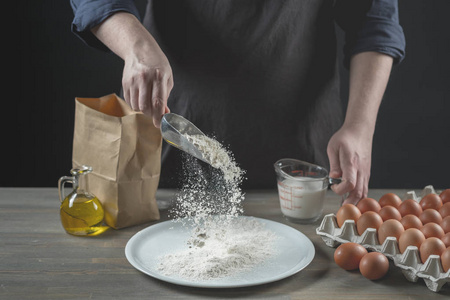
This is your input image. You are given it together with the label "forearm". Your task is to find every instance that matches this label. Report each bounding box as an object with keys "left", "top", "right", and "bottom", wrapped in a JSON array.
[
  {"left": 90, "top": 11, "right": 173, "bottom": 127},
  {"left": 91, "top": 12, "right": 162, "bottom": 63},
  {"left": 328, "top": 51, "right": 393, "bottom": 202},
  {"left": 344, "top": 52, "right": 394, "bottom": 135}
]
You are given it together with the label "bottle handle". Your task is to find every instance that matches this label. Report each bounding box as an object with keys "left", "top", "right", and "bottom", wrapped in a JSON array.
[{"left": 58, "top": 176, "right": 74, "bottom": 203}]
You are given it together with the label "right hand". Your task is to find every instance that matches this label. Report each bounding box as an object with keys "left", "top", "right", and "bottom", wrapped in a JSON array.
[
  {"left": 91, "top": 12, "right": 174, "bottom": 128},
  {"left": 122, "top": 47, "right": 173, "bottom": 128}
]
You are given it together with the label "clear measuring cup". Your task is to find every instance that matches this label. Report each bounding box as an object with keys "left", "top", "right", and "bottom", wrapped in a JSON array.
[{"left": 274, "top": 158, "right": 341, "bottom": 224}]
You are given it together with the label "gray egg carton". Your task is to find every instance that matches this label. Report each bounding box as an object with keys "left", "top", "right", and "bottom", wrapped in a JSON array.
[{"left": 316, "top": 185, "right": 450, "bottom": 292}]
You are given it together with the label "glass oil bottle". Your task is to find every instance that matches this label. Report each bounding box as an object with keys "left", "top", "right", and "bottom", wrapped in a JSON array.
[{"left": 58, "top": 165, "right": 109, "bottom": 236}]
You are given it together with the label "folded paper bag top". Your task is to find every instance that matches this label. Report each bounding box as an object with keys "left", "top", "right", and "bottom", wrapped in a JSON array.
[{"left": 72, "top": 94, "right": 162, "bottom": 229}]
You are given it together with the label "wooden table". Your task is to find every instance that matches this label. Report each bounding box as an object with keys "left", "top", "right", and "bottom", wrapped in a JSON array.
[{"left": 1, "top": 187, "right": 448, "bottom": 299}]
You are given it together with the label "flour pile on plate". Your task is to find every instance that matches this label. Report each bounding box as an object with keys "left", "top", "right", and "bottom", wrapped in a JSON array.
[
  {"left": 160, "top": 134, "right": 277, "bottom": 280},
  {"left": 158, "top": 217, "right": 277, "bottom": 280}
]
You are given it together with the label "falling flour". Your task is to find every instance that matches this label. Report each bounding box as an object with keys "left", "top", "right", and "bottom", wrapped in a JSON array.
[
  {"left": 158, "top": 134, "right": 277, "bottom": 280},
  {"left": 170, "top": 134, "right": 246, "bottom": 222},
  {"left": 184, "top": 134, "right": 243, "bottom": 184}
]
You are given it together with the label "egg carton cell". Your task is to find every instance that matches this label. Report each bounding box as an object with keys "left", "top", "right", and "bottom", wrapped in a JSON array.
[{"left": 316, "top": 186, "right": 450, "bottom": 292}]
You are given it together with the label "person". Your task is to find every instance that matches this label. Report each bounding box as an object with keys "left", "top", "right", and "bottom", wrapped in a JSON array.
[{"left": 70, "top": 0, "right": 405, "bottom": 205}]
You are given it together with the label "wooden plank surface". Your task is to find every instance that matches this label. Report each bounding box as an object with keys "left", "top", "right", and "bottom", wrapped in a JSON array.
[{"left": 0, "top": 187, "right": 448, "bottom": 299}]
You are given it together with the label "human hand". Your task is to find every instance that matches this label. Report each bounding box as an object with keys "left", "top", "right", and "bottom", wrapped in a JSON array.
[
  {"left": 122, "top": 48, "right": 173, "bottom": 128},
  {"left": 90, "top": 12, "right": 174, "bottom": 128},
  {"left": 326, "top": 124, "right": 374, "bottom": 205}
]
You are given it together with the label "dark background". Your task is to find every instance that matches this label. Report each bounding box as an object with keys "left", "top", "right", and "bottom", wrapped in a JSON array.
[{"left": 5, "top": 0, "right": 449, "bottom": 190}]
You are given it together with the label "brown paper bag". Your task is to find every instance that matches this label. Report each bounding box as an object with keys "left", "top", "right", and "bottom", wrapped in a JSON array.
[{"left": 72, "top": 94, "right": 161, "bottom": 229}]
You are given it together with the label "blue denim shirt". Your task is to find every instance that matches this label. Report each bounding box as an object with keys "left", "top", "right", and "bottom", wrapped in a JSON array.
[{"left": 70, "top": 0, "right": 406, "bottom": 66}]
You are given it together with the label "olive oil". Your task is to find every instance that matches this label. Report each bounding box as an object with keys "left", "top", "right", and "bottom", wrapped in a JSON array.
[
  {"left": 60, "top": 192, "right": 109, "bottom": 236},
  {"left": 58, "top": 165, "right": 109, "bottom": 236}
]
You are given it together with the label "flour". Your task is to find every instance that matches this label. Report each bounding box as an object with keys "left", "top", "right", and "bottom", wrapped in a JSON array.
[
  {"left": 170, "top": 134, "right": 245, "bottom": 223},
  {"left": 184, "top": 134, "right": 243, "bottom": 184},
  {"left": 159, "top": 133, "right": 277, "bottom": 281},
  {"left": 158, "top": 217, "right": 277, "bottom": 280}
]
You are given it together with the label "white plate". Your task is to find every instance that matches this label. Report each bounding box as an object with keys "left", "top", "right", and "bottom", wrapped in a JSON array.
[{"left": 125, "top": 216, "right": 315, "bottom": 288}]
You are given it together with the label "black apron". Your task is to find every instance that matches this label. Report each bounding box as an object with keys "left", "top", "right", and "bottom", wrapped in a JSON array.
[{"left": 143, "top": 0, "right": 343, "bottom": 189}]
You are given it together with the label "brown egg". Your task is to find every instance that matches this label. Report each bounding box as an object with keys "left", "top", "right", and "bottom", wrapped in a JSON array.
[
  {"left": 356, "top": 211, "right": 384, "bottom": 236},
  {"left": 398, "top": 228, "right": 426, "bottom": 253},
  {"left": 398, "top": 199, "right": 422, "bottom": 217},
  {"left": 419, "top": 208, "right": 443, "bottom": 225},
  {"left": 439, "top": 189, "right": 450, "bottom": 204},
  {"left": 441, "top": 232, "right": 450, "bottom": 247},
  {"left": 419, "top": 237, "right": 446, "bottom": 263},
  {"left": 378, "top": 219, "right": 404, "bottom": 245},
  {"left": 357, "top": 197, "right": 381, "bottom": 214},
  {"left": 359, "top": 252, "right": 389, "bottom": 280},
  {"left": 400, "top": 214, "right": 423, "bottom": 230},
  {"left": 420, "top": 222, "right": 445, "bottom": 239},
  {"left": 419, "top": 193, "right": 443, "bottom": 211},
  {"left": 439, "top": 202, "right": 450, "bottom": 218},
  {"left": 334, "top": 242, "right": 368, "bottom": 270},
  {"left": 336, "top": 204, "right": 361, "bottom": 228},
  {"left": 379, "top": 205, "right": 402, "bottom": 221},
  {"left": 442, "top": 248, "right": 450, "bottom": 272},
  {"left": 441, "top": 215, "right": 450, "bottom": 233},
  {"left": 379, "top": 193, "right": 402, "bottom": 208}
]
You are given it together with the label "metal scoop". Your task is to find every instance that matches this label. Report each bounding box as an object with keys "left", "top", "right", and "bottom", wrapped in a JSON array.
[{"left": 160, "top": 113, "right": 210, "bottom": 164}]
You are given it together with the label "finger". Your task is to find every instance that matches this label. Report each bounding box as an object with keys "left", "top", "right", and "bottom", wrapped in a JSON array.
[
  {"left": 343, "top": 188, "right": 363, "bottom": 205},
  {"left": 164, "top": 76, "right": 173, "bottom": 114},
  {"left": 332, "top": 150, "right": 357, "bottom": 196},
  {"left": 363, "top": 173, "right": 369, "bottom": 200},
  {"left": 138, "top": 82, "right": 152, "bottom": 115},
  {"left": 332, "top": 179, "right": 355, "bottom": 196},
  {"left": 327, "top": 145, "right": 342, "bottom": 179},
  {"left": 150, "top": 77, "right": 168, "bottom": 128},
  {"left": 360, "top": 174, "right": 369, "bottom": 204},
  {"left": 342, "top": 171, "right": 365, "bottom": 205},
  {"left": 129, "top": 87, "right": 140, "bottom": 111},
  {"left": 151, "top": 98, "right": 165, "bottom": 128},
  {"left": 342, "top": 194, "right": 358, "bottom": 205},
  {"left": 123, "top": 85, "right": 131, "bottom": 108}
]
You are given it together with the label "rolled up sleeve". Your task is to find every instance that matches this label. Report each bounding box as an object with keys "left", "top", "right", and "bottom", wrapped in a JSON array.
[
  {"left": 335, "top": 0, "right": 406, "bottom": 68},
  {"left": 70, "top": 0, "right": 140, "bottom": 51}
]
